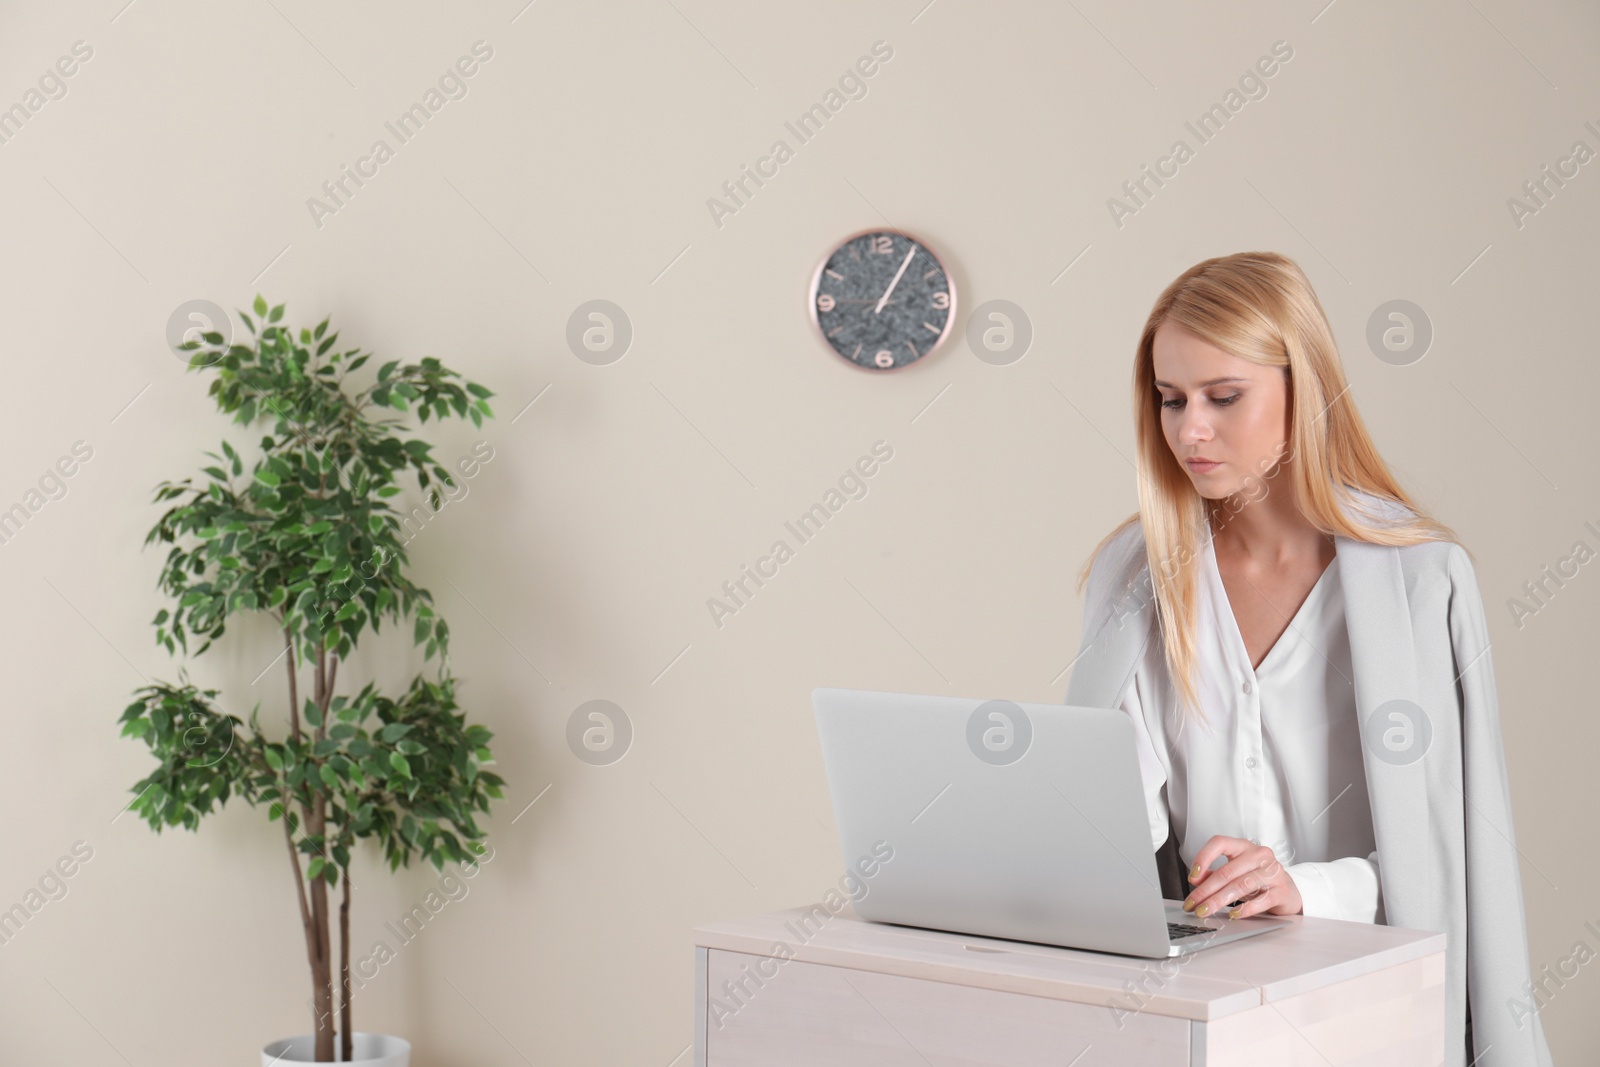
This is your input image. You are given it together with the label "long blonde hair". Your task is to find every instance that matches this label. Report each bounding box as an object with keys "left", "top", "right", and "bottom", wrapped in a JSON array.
[{"left": 1077, "top": 251, "right": 1461, "bottom": 728}]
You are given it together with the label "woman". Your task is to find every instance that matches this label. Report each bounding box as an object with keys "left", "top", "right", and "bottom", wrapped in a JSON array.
[{"left": 1065, "top": 252, "right": 1555, "bottom": 1067}]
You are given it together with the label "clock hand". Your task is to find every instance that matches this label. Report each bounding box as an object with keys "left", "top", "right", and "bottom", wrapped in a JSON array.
[{"left": 874, "top": 246, "right": 918, "bottom": 314}]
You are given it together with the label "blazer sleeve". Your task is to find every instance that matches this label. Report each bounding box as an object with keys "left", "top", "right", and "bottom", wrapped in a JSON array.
[
  {"left": 1446, "top": 543, "right": 1556, "bottom": 1067},
  {"left": 1119, "top": 667, "right": 1172, "bottom": 854},
  {"left": 1284, "top": 853, "right": 1383, "bottom": 923}
]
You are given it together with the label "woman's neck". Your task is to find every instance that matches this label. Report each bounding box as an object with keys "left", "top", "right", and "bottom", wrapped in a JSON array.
[{"left": 1207, "top": 486, "right": 1328, "bottom": 565}]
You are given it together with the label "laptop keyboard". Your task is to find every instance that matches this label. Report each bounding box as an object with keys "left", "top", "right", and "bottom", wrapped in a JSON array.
[{"left": 1167, "top": 920, "right": 1215, "bottom": 941}]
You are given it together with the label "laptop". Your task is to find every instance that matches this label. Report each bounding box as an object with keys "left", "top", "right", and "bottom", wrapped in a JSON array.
[{"left": 810, "top": 687, "right": 1293, "bottom": 958}]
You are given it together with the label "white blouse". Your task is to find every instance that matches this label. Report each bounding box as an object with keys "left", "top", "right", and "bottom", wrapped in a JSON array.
[{"left": 1120, "top": 533, "right": 1384, "bottom": 924}]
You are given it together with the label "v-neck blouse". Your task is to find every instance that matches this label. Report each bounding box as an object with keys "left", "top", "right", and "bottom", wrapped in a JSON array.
[{"left": 1117, "top": 534, "right": 1383, "bottom": 923}]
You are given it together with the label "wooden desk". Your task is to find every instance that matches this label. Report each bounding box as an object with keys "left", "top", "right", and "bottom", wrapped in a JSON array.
[{"left": 692, "top": 904, "right": 1445, "bottom": 1066}]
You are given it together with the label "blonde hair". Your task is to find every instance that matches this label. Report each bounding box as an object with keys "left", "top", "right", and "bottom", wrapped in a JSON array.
[{"left": 1077, "top": 251, "right": 1461, "bottom": 730}]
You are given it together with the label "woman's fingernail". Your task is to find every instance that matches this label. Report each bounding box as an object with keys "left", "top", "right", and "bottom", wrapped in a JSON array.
[
  {"left": 1227, "top": 908, "right": 1240, "bottom": 918},
  {"left": 1182, "top": 898, "right": 1194, "bottom": 912},
  {"left": 1196, "top": 904, "right": 1209, "bottom": 917}
]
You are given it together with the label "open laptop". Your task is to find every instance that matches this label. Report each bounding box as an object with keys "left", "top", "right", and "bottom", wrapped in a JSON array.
[{"left": 810, "top": 687, "right": 1293, "bottom": 958}]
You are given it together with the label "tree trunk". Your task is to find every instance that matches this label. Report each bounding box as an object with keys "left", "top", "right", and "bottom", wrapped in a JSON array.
[
  {"left": 308, "top": 797, "right": 334, "bottom": 1061},
  {"left": 340, "top": 870, "right": 353, "bottom": 1061},
  {"left": 308, "top": 641, "right": 335, "bottom": 1061}
]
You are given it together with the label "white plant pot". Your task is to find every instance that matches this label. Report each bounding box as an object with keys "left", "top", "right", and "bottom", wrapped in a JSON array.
[{"left": 262, "top": 1032, "right": 410, "bottom": 1066}]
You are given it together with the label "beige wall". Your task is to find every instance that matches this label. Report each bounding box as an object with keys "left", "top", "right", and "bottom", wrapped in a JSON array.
[{"left": 1, "top": 0, "right": 1596, "bottom": 1062}]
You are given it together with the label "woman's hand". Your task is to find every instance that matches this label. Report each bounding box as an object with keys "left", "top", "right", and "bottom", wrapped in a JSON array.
[{"left": 1182, "top": 835, "right": 1303, "bottom": 918}]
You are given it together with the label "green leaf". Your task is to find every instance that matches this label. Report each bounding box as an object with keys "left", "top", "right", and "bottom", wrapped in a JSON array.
[
  {"left": 304, "top": 700, "right": 323, "bottom": 729},
  {"left": 307, "top": 857, "right": 325, "bottom": 880},
  {"left": 264, "top": 748, "right": 284, "bottom": 772},
  {"left": 253, "top": 294, "right": 268, "bottom": 317},
  {"left": 389, "top": 752, "right": 412, "bottom": 779},
  {"left": 320, "top": 763, "right": 340, "bottom": 790},
  {"left": 378, "top": 722, "right": 412, "bottom": 743},
  {"left": 255, "top": 468, "right": 281, "bottom": 488}
]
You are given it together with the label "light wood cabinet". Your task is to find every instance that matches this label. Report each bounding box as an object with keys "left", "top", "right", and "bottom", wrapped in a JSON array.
[{"left": 693, "top": 905, "right": 1445, "bottom": 1065}]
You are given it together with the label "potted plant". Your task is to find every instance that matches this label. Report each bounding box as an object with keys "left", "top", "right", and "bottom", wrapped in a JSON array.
[{"left": 118, "top": 296, "right": 506, "bottom": 1063}]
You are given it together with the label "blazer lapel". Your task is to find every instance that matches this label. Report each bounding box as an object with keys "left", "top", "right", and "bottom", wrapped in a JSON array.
[{"left": 1334, "top": 535, "right": 1438, "bottom": 928}]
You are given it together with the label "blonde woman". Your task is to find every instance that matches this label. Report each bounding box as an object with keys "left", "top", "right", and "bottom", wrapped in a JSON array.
[{"left": 1066, "top": 252, "right": 1554, "bottom": 1067}]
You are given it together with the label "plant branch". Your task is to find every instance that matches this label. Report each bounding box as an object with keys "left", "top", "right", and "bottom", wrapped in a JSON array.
[
  {"left": 340, "top": 870, "right": 352, "bottom": 1062},
  {"left": 284, "top": 625, "right": 301, "bottom": 743},
  {"left": 323, "top": 656, "right": 339, "bottom": 719},
  {"left": 281, "top": 807, "right": 318, "bottom": 998}
]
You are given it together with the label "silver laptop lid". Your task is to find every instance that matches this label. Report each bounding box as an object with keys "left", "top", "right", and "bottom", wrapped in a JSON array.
[{"left": 811, "top": 687, "right": 1182, "bottom": 958}]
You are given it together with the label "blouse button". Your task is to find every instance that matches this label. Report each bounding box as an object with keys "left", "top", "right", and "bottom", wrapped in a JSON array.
[
  {"left": 1246, "top": 756, "right": 1258, "bottom": 769},
  {"left": 1242, "top": 680, "right": 1253, "bottom": 694}
]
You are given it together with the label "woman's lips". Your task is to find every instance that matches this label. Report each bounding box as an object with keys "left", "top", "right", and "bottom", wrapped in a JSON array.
[{"left": 1185, "top": 459, "right": 1221, "bottom": 473}]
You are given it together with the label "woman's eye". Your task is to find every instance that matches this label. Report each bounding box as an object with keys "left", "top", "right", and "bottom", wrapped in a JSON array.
[
  {"left": 1213, "top": 393, "right": 1240, "bottom": 406},
  {"left": 1160, "top": 398, "right": 1182, "bottom": 409}
]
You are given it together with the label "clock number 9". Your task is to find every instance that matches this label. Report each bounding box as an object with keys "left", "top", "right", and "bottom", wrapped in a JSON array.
[
  {"left": 817, "top": 294, "right": 836, "bottom": 313},
  {"left": 931, "top": 292, "right": 949, "bottom": 309}
]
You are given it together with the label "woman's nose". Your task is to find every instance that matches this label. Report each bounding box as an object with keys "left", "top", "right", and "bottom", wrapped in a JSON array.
[{"left": 1177, "top": 410, "right": 1211, "bottom": 444}]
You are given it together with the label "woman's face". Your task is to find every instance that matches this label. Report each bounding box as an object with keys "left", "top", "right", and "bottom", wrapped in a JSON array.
[{"left": 1151, "top": 321, "right": 1290, "bottom": 500}]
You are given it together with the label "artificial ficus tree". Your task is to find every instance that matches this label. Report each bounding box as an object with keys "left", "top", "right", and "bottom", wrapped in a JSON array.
[{"left": 119, "top": 296, "right": 505, "bottom": 1062}]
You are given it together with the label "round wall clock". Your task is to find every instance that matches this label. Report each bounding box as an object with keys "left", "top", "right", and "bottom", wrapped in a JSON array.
[{"left": 809, "top": 228, "right": 956, "bottom": 371}]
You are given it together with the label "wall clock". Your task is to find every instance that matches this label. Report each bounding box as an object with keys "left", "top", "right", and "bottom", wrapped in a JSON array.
[{"left": 809, "top": 228, "right": 955, "bottom": 371}]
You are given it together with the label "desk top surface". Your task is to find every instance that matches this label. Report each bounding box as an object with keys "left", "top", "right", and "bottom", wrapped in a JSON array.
[{"left": 694, "top": 905, "right": 1446, "bottom": 1021}]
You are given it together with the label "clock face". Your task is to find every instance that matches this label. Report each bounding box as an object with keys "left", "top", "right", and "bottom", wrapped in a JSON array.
[{"left": 809, "top": 229, "right": 955, "bottom": 371}]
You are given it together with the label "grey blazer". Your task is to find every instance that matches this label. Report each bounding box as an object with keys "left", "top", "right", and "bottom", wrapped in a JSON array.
[{"left": 1064, "top": 488, "right": 1556, "bottom": 1067}]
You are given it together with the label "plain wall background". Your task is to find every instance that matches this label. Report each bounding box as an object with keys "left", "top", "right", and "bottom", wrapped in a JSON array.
[{"left": 1, "top": 0, "right": 1596, "bottom": 1062}]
